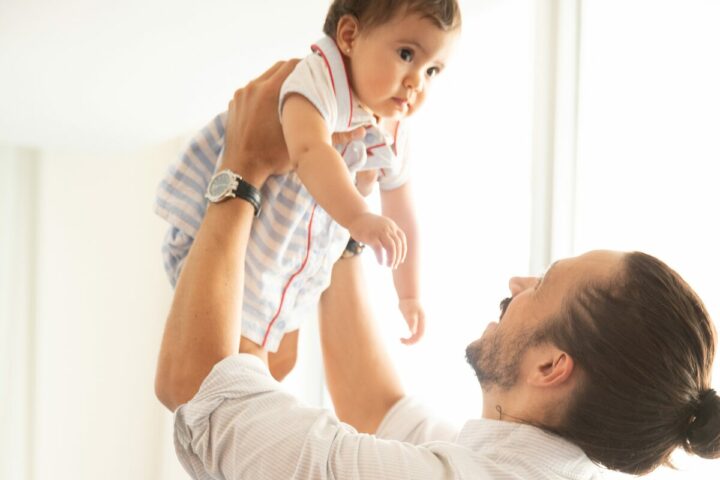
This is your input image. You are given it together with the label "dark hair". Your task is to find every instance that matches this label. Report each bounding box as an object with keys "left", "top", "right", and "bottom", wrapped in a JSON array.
[
  {"left": 322, "top": 0, "right": 461, "bottom": 38},
  {"left": 545, "top": 252, "right": 719, "bottom": 474}
]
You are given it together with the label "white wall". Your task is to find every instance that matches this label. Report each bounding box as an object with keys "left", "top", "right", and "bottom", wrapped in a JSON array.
[
  {"left": 1, "top": 148, "right": 39, "bottom": 480},
  {"left": 29, "top": 142, "right": 179, "bottom": 478},
  {"left": 4, "top": 136, "right": 325, "bottom": 480}
]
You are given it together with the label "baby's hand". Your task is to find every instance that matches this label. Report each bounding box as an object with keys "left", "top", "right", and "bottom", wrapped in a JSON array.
[
  {"left": 399, "top": 298, "right": 425, "bottom": 345},
  {"left": 347, "top": 213, "right": 406, "bottom": 269}
]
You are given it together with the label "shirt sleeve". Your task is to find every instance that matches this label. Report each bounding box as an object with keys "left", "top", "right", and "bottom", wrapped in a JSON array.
[
  {"left": 375, "top": 396, "right": 459, "bottom": 445},
  {"left": 279, "top": 53, "right": 338, "bottom": 132},
  {"left": 174, "top": 354, "right": 459, "bottom": 480}
]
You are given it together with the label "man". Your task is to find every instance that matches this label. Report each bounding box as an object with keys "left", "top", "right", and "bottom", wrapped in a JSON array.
[{"left": 155, "top": 61, "right": 720, "bottom": 479}]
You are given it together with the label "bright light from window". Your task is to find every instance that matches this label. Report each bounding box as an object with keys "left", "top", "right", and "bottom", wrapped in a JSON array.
[
  {"left": 575, "top": 1, "right": 720, "bottom": 478},
  {"left": 359, "top": 0, "right": 536, "bottom": 428}
]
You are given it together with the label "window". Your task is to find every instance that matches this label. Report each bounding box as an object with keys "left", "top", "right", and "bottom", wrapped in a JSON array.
[
  {"left": 360, "top": 0, "right": 536, "bottom": 427},
  {"left": 573, "top": 1, "right": 720, "bottom": 477}
]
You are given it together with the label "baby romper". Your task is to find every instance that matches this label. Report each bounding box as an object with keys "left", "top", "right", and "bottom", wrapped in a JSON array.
[{"left": 155, "top": 37, "right": 411, "bottom": 351}]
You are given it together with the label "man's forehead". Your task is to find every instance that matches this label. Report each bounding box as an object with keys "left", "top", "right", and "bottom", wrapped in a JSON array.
[{"left": 542, "top": 250, "right": 624, "bottom": 290}]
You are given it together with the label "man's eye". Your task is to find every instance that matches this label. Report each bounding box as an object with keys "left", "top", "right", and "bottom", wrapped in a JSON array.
[
  {"left": 399, "top": 48, "right": 414, "bottom": 62},
  {"left": 426, "top": 66, "right": 440, "bottom": 78}
]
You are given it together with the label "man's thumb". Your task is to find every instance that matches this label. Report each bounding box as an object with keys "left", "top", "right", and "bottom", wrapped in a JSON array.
[{"left": 332, "top": 126, "right": 366, "bottom": 145}]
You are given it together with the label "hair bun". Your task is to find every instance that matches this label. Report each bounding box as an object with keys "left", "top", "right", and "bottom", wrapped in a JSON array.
[{"left": 686, "top": 388, "right": 720, "bottom": 459}]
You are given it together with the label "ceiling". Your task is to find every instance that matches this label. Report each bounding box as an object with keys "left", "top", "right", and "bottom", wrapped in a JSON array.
[{"left": 0, "top": 0, "right": 334, "bottom": 153}]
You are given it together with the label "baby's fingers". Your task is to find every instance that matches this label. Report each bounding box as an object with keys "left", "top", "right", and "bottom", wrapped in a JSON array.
[
  {"left": 379, "top": 233, "right": 398, "bottom": 268},
  {"left": 398, "top": 227, "right": 407, "bottom": 265},
  {"left": 393, "top": 227, "right": 407, "bottom": 269},
  {"left": 413, "top": 314, "right": 426, "bottom": 343},
  {"left": 401, "top": 309, "right": 425, "bottom": 345},
  {"left": 400, "top": 313, "right": 419, "bottom": 345},
  {"left": 371, "top": 243, "right": 384, "bottom": 265}
]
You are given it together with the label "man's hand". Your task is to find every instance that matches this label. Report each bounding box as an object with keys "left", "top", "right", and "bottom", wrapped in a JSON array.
[
  {"left": 348, "top": 212, "right": 407, "bottom": 269},
  {"left": 220, "top": 60, "right": 300, "bottom": 187},
  {"left": 331, "top": 127, "right": 378, "bottom": 197},
  {"left": 354, "top": 169, "right": 379, "bottom": 197}
]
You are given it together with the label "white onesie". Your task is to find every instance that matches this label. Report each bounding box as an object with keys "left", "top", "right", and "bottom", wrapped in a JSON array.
[{"left": 155, "top": 36, "right": 411, "bottom": 352}]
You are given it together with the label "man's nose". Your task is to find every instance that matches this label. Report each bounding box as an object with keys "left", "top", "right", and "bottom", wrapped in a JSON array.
[{"left": 509, "top": 276, "right": 537, "bottom": 296}]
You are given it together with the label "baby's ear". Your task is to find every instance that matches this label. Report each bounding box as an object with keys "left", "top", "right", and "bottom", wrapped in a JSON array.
[{"left": 335, "top": 15, "right": 361, "bottom": 55}]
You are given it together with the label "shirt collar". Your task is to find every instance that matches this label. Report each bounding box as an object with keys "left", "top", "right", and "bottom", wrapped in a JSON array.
[{"left": 457, "top": 419, "right": 600, "bottom": 479}]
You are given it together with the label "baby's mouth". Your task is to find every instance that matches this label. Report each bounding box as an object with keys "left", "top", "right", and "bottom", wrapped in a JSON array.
[{"left": 392, "top": 97, "right": 410, "bottom": 109}]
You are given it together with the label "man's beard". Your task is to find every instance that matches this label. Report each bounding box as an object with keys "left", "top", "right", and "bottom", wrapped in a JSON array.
[{"left": 465, "top": 327, "right": 536, "bottom": 392}]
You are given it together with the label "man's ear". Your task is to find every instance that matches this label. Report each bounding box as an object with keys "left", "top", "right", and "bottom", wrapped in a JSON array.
[
  {"left": 527, "top": 347, "right": 575, "bottom": 388},
  {"left": 335, "top": 15, "right": 361, "bottom": 55}
]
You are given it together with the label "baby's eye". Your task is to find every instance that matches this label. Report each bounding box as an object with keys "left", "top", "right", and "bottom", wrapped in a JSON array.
[
  {"left": 398, "top": 48, "right": 414, "bottom": 62},
  {"left": 426, "top": 66, "right": 441, "bottom": 78}
]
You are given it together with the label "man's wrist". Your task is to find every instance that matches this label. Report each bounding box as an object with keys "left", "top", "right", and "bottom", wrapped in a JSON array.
[
  {"left": 341, "top": 237, "right": 365, "bottom": 259},
  {"left": 217, "top": 160, "right": 271, "bottom": 191},
  {"left": 237, "top": 168, "right": 270, "bottom": 191}
]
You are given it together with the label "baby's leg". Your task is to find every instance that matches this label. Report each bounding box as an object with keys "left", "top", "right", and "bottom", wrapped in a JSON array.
[
  {"left": 239, "top": 335, "right": 268, "bottom": 362},
  {"left": 268, "top": 330, "right": 299, "bottom": 381},
  {"left": 238, "top": 331, "right": 298, "bottom": 381}
]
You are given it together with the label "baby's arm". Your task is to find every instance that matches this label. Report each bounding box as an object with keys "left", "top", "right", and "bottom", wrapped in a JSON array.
[
  {"left": 281, "top": 94, "right": 406, "bottom": 268},
  {"left": 380, "top": 182, "right": 424, "bottom": 344}
]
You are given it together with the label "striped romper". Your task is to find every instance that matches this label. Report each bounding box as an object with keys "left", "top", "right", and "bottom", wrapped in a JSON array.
[{"left": 155, "top": 36, "right": 411, "bottom": 352}]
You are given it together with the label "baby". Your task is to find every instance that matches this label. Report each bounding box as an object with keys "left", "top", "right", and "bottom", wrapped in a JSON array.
[{"left": 155, "top": 0, "right": 461, "bottom": 379}]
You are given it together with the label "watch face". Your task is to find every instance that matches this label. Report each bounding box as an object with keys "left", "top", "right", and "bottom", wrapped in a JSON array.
[{"left": 209, "top": 172, "right": 232, "bottom": 198}]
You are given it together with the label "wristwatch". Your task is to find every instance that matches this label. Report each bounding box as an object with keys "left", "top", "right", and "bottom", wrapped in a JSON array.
[
  {"left": 341, "top": 237, "right": 365, "bottom": 259},
  {"left": 205, "top": 169, "right": 262, "bottom": 217}
]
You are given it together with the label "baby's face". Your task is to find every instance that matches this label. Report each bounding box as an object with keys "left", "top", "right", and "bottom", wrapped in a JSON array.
[{"left": 348, "top": 13, "right": 458, "bottom": 120}]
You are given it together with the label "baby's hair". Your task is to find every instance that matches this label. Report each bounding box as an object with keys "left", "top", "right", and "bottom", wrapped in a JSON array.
[{"left": 323, "top": 0, "right": 461, "bottom": 38}]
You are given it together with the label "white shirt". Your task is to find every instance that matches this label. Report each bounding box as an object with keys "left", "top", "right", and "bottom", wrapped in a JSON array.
[{"left": 174, "top": 354, "right": 603, "bottom": 479}]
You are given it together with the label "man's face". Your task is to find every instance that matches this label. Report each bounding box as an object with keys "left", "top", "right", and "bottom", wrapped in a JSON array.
[{"left": 466, "top": 250, "right": 624, "bottom": 394}]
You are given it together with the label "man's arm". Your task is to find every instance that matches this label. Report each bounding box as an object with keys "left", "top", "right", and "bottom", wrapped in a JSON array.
[
  {"left": 154, "top": 63, "right": 457, "bottom": 479},
  {"left": 154, "top": 61, "right": 298, "bottom": 411},
  {"left": 319, "top": 255, "right": 459, "bottom": 445},
  {"left": 319, "top": 256, "right": 406, "bottom": 433}
]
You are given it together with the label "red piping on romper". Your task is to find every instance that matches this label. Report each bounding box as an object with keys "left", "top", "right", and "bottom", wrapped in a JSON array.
[
  {"left": 312, "top": 41, "right": 353, "bottom": 129},
  {"left": 365, "top": 143, "right": 387, "bottom": 156},
  {"left": 311, "top": 44, "right": 336, "bottom": 95},
  {"left": 262, "top": 204, "right": 318, "bottom": 348}
]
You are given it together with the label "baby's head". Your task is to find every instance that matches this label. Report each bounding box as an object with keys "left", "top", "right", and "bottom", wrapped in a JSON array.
[{"left": 323, "top": 0, "right": 461, "bottom": 120}]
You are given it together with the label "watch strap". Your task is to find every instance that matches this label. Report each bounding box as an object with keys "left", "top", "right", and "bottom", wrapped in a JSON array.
[
  {"left": 232, "top": 178, "right": 262, "bottom": 217},
  {"left": 341, "top": 237, "right": 365, "bottom": 259}
]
